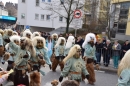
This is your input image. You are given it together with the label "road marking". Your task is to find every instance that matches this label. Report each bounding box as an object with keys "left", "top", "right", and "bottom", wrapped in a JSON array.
[{"left": 94, "top": 70, "right": 105, "bottom": 73}]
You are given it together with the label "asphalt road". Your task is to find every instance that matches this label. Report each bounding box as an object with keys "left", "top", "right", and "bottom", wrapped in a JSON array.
[{"left": 0, "top": 62, "right": 118, "bottom": 86}]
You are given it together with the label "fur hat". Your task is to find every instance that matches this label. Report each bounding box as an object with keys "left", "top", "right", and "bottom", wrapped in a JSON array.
[
  {"left": 51, "top": 33, "right": 58, "bottom": 39},
  {"left": 63, "top": 44, "right": 81, "bottom": 63},
  {"left": 32, "top": 36, "right": 48, "bottom": 50},
  {"left": 22, "top": 29, "right": 32, "bottom": 39},
  {"left": 0, "top": 29, "right": 4, "bottom": 36},
  {"left": 65, "top": 36, "right": 75, "bottom": 49},
  {"left": 30, "top": 71, "right": 41, "bottom": 86},
  {"left": 13, "top": 31, "right": 18, "bottom": 35},
  {"left": 118, "top": 49, "right": 130, "bottom": 76},
  {"left": 21, "top": 37, "right": 36, "bottom": 58},
  {"left": 10, "top": 35, "right": 21, "bottom": 43},
  {"left": 51, "top": 79, "right": 59, "bottom": 86},
  {"left": 32, "top": 32, "right": 41, "bottom": 38},
  {"left": 61, "top": 80, "right": 79, "bottom": 86},
  {"left": 4, "top": 29, "right": 13, "bottom": 35},
  {"left": 55, "top": 37, "right": 66, "bottom": 48},
  {"left": 82, "top": 33, "right": 96, "bottom": 48}
]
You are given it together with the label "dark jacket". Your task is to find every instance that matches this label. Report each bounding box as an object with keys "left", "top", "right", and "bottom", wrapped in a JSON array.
[
  {"left": 112, "top": 43, "right": 121, "bottom": 56},
  {"left": 103, "top": 43, "right": 112, "bottom": 56},
  {"left": 95, "top": 42, "right": 103, "bottom": 53}
]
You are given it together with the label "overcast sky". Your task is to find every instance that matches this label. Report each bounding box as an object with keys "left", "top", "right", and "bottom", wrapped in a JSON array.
[{"left": 0, "top": 0, "right": 18, "bottom": 4}]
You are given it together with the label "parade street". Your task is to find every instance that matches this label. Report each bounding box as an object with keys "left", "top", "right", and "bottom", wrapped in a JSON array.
[{"left": 1, "top": 62, "right": 118, "bottom": 86}]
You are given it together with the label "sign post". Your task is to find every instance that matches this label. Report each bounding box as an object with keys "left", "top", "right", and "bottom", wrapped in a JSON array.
[{"left": 74, "top": 9, "right": 82, "bottom": 37}]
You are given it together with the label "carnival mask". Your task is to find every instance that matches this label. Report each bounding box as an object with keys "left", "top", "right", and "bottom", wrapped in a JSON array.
[
  {"left": 36, "top": 40, "right": 43, "bottom": 49},
  {"left": 74, "top": 49, "right": 81, "bottom": 58},
  {"left": 53, "top": 36, "right": 57, "bottom": 41},
  {"left": 20, "top": 39, "right": 26, "bottom": 50},
  {"left": 8, "top": 31, "right": 12, "bottom": 36},
  {"left": 14, "top": 40, "right": 20, "bottom": 45},
  {"left": 26, "top": 33, "right": 31, "bottom": 39},
  {"left": 60, "top": 39, "right": 64, "bottom": 45}
]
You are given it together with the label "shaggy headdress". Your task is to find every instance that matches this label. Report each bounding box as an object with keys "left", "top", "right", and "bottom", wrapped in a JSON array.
[
  {"left": 22, "top": 29, "right": 32, "bottom": 39},
  {"left": 4, "top": 29, "right": 13, "bottom": 35},
  {"left": 30, "top": 71, "right": 41, "bottom": 86},
  {"left": 118, "top": 49, "right": 130, "bottom": 76},
  {"left": 55, "top": 37, "right": 66, "bottom": 48},
  {"left": 32, "top": 36, "right": 47, "bottom": 50},
  {"left": 32, "top": 32, "right": 41, "bottom": 38},
  {"left": 51, "top": 80, "right": 59, "bottom": 86},
  {"left": 82, "top": 33, "right": 96, "bottom": 48},
  {"left": 63, "top": 44, "right": 81, "bottom": 63},
  {"left": 0, "top": 29, "right": 4, "bottom": 36},
  {"left": 10, "top": 35, "right": 21, "bottom": 43},
  {"left": 65, "top": 36, "right": 75, "bottom": 49},
  {"left": 21, "top": 37, "right": 36, "bottom": 58},
  {"left": 52, "top": 33, "right": 58, "bottom": 39},
  {"left": 13, "top": 31, "right": 18, "bottom": 35},
  {"left": 61, "top": 80, "right": 79, "bottom": 86}
]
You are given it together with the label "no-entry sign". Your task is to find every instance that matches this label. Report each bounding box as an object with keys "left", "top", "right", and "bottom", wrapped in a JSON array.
[{"left": 74, "top": 10, "right": 82, "bottom": 18}]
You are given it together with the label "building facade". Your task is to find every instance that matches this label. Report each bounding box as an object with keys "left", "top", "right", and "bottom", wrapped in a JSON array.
[
  {"left": 0, "top": 1, "right": 8, "bottom": 16},
  {"left": 18, "top": 0, "right": 84, "bottom": 32},
  {"left": 110, "top": 0, "right": 130, "bottom": 40}
]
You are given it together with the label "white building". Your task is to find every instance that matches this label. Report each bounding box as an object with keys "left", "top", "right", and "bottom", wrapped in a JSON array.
[
  {"left": 0, "top": 2, "right": 8, "bottom": 16},
  {"left": 17, "top": 0, "right": 84, "bottom": 33}
]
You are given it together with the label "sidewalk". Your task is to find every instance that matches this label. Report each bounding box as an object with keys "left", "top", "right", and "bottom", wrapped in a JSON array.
[{"left": 94, "top": 59, "right": 118, "bottom": 73}]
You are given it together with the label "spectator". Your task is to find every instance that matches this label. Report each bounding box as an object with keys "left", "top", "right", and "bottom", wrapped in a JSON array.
[
  {"left": 121, "top": 40, "right": 130, "bottom": 59},
  {"left": 103, "top": 40, "right": 112, "bottom": 67},
  {"left": 75, "top": 36, "right": 84, "bottom": 57},
  {"left": 65, "top": 33, "right": 69, "bottom": 40},
  {"left": 95, "top": 38, "right": 103, "bottom": 65},
  {"left": 112, "top": 40, "right": 121, "bottom": 69},
  {"left": 0, "top": 68, "right": 9, "bottom": 85}
]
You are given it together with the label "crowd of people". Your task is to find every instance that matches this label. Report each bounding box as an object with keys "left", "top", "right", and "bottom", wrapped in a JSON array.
[{"left": 0, "top": 29, "right": 130, "bottom": 86}]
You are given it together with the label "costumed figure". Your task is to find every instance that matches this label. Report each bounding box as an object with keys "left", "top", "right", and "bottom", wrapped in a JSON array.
[
  {"left": 31, "top": 36, "right": 52, "bottom": 73},
  {"left": 59, "top": 45, "right": 89, "bottom": 85},
  {"left": 2, "top": 35, "right": 20, "bottom": 81},
  {"left": 22, "top": 29, "right": 32, "bottom": 39},
  {"left": 4, "top": 37, "right": 36, "bottom": 86},
  {"left": 51, "top": 80, "right": 59, "bottom": 86},
  {"left": 3, "top": 29, "right": 13, "bottom": 45},
  {"left": 0, "top": 29, "right": 4, "bottom": 58},
  {"left": 32, "top": 32, "right": 41, "bottom": 38},
  {"left": 52, "top": 37, "right": 66, "bottom": 72},
  {"left": 65, "top": 36, "right": 75, "bottom": 56},
  {"left": 117, "top": 49, "right": 130, "bottom": 86},
  {"left": 82, "top": 33, "right": 98, "bottom": 85}
]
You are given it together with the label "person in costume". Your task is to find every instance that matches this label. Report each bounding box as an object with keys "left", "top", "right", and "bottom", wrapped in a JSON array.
[
  {"left": 51, "top": 33, "right": 58, "bottom": 48},
  {"left": 4, "top": 37, "right": 36, "bottom": 86},
  {"left": 32, "top": 31, "right": 41, "bottom": 38},
  {"left": 31, "top": 36, "right": 52, "bottom": 72},
  {"left": 65, "top": 36, "right": 75, "bottom": 56},
  {"left": 82, "top": 33, "right": 97, "bottom": 85},
  {"left": 2, "top": 35, "right": 20, "bottom": 81},
  {"left": 13, "top": 31, "right": 18, "bottom": 35},
  {"left": 117, "top": 49, "right": 130, "bottom": 86},
  {"left": 0, "top": 29, "right": 4, "bottom": 58},
  {"left": 59, "top": 45, "right": 89, "bottom": 84},
  {"left": 22, "top": 29, "right": 32, "bottom": 39},
  {"left": 3, "top": 29, "right": 13, "bottom": 45},
  {"left": 52, "top": 37, "right": 66, "bottom": 72}
]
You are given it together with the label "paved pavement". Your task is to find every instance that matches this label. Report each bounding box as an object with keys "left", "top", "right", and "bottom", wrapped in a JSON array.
[{"left": 0, "top": 59, "right": 118, "bottom": 86}]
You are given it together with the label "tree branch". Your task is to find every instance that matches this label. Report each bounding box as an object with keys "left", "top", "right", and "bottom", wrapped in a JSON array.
[{"left": 60, "top": 0, "right": 68, "bottom": 14}]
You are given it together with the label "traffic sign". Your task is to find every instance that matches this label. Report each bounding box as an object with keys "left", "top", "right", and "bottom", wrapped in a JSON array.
[
  {"left": 73, "top": 19, "right": 82, "bottom": 29},
  {"left": 74, "top": 10, "right": 82, "bottom": 18},
  {"left": 26, "top": 25, "right": 30, "bottom": 29}
]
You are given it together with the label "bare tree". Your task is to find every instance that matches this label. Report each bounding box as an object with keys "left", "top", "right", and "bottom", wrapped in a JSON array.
[{"left": 41, "top": 0, "right": 85, "bottom": 33}]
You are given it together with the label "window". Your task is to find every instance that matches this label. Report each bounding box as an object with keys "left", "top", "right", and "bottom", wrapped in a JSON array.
[
  {"left": 21, "top": 13, "right": 25, "bottom": 19},
  {"left": 60, "top": 0, "right": 64, "bottom": 4},
  {"left": 42, "top": 0, "right": 45, "bottom": 2},
  {"left": 59, "top": 16, "right": 63, "bottom": 22},
  {"left": 22, "top": 0, "right": 25, "bottom": 3},
  {"left": 46, "top": 15, "right": 50, "bottom": 20},
  {"left": 48, "top": 0, "right": 51, "bottom": 2},
  {"left": 41, "top": 15, "right": 44, "bottom": 20},
  {"left": 36, "top": 0, "right": 39, "bottom": 6},
  {"left": 35, "top": 14, "right": 39, "bottom": 20}
]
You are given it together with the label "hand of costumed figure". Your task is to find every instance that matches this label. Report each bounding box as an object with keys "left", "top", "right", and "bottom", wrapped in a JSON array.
[
  {"left": 59, "top": 76, "right": 63, "bottom": 82},
  {"left": 86, "top": 74, "right": 90, "bottom": 80},
  {"left": 4, "top": 38, "right": 10, "bottom": 43}
]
